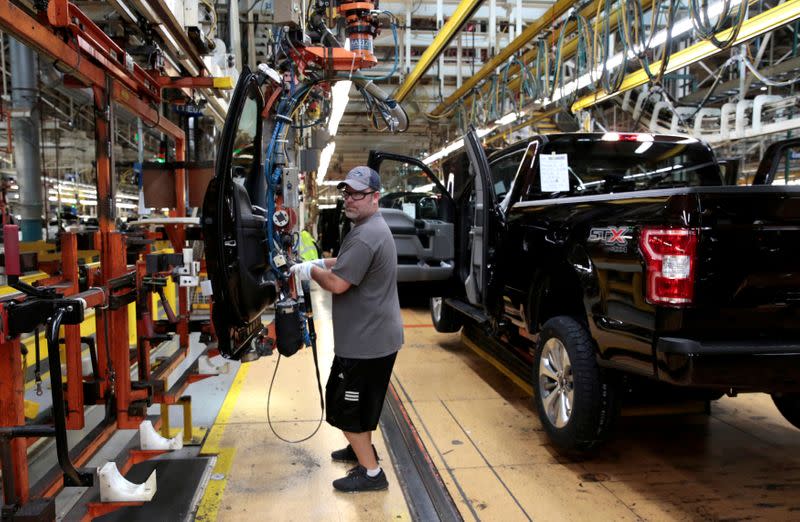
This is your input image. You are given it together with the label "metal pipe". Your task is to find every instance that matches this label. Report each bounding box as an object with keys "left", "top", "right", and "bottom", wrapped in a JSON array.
[
  {"left": 10, "top": 37, "right": 42, "bottom": 240},
  {"left": 404, "top": 7, "right": 411, "bottom": 76}
]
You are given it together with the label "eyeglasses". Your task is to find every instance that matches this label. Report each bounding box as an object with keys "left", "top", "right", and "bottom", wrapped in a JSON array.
[{"left": 340, "top": 190, "right": 376, "bottom": 201}]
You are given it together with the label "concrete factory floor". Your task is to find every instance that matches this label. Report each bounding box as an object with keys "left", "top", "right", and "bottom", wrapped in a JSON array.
[{"left": 200, "top": 288, "right": 800, "bottom": 521}]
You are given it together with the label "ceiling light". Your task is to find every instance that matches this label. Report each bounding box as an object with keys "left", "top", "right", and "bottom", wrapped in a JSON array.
[
  {"left": 495, "top": 112, "right": 519, "bottom": 126},
  {"left": 316, "top": 142, "right": 337, "bottom": 185},
  {"left": 328, "top": 81, "right": 351, "bottom": 137}
]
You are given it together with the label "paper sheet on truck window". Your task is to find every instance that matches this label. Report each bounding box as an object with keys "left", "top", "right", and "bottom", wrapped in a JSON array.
[{"left": 540, "top": 154, "right": 570, "bottom": 192}]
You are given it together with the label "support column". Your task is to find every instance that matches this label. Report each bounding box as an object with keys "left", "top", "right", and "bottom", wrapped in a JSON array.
[
  {"left": 172, "top": 135, "right": 189, "bottom": 350},
  {"left": 0, "top": 332, "right": 29, "bottom": 504},
  {"left": 10, "top": 38, "right": 42, "bottom": 241},
  {"left": 62, "top": 232, "right": 84, "bottom": 430}
]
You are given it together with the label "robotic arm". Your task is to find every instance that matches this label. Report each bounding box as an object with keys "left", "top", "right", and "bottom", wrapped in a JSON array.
[{"left": 202, "top": 0, "right": 407, "bottom": 360}]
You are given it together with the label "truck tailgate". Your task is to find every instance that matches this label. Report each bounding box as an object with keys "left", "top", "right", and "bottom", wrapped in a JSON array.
[{"left": 687, "top": 187, "right": 800, "bottom": 335}]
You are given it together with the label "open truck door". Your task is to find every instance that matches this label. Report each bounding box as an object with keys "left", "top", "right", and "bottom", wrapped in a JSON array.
[
  {"left": 202, "top": 66, "right": 275, "bottom": 360},
  {"left": 463, "top": 127, "right": 498, "bottom": 311},
  {"left": 367, "top": 150, "right": 458, "bottom": 298}
]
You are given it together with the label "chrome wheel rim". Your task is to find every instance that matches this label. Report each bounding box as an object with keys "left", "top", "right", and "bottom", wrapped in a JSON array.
[
  {"left": 538, "top": 338, "right": 574, "bottom": 429},
  {"left": 431, "top": 297, "right": 442, "bottom": 322}
]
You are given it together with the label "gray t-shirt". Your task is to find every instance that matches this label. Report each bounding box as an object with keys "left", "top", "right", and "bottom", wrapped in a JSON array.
[{"left": 331, "top": 212, "right": 404, "bottom": 358}]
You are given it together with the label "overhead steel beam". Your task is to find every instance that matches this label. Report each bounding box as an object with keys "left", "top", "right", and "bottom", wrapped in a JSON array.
[
  {"left": 571, "top": 0, "right": 800, "bottom": 112},
  {"left": 394, "top": 0, "right": 484, "bottom": 103}
]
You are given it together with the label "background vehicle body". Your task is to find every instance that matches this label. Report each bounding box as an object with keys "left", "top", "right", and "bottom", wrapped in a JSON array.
[{"left": 372, "top": 131, "right": 800, "bottom": 451}]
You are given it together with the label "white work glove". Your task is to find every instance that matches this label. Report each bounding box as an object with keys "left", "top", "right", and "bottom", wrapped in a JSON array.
[
  {"left": 290, "top": 261, "right": 315, "bottom": 281},
  {"left": 311, "top": 258, "right": 326, "bottom": 269}
]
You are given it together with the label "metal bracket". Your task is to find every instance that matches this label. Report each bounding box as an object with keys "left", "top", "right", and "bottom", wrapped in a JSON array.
[{"left": 6, "top": 299, "right": 84, "bottom": 338}]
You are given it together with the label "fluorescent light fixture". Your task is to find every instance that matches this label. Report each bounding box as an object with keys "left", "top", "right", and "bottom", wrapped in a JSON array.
[
  {"left": 328, "top": 81, "right": 351, "bottom": 137},
  {"left": 317, "top": 142, "right": 337, "bottom": 185},
  {"left": 423, "top": 126, "right": 497, "bottom": 165},
  {"left": 320, "top": 180, "right": 342, "bottom": 186},
  {"left": 318, "top": 204, "right": 337, "bottom": 209},
  {"left": 48, "top": 196, "right": 77, "bottom": 204},
  {"left": 412, "top": 183, "right": 436, "bottom": 193},
  {"left": 495, "top": 112, "right": 519, "bottom": 126}
]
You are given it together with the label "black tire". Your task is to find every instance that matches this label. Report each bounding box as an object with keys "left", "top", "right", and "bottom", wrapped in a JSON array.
[
  {"left": 533, "top": 316, "right": 619, "bottom": 452},
  {"left": 772, "top": 393, "right": 800, "bottom": 429},
  {"left": 430, "top": 297, "right": 462, "bottom": 333}
]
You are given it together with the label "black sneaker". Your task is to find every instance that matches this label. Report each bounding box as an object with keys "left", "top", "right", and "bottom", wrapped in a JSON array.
[
  {"left": 332, "top": 465, "right": 388, "bottom": 492},
  {"left": 330, "top": 444, "right": 379, "bottom": 463}
]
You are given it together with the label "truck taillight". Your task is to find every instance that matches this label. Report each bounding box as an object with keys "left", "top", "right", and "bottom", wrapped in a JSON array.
[{"left": 639, "top": 227, "right": 698, "bottom": 306}]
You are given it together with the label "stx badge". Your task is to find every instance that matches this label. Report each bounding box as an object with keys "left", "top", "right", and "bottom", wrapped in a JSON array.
[{"left": 588, "top": 226, "right": 633, "bottom": 251}]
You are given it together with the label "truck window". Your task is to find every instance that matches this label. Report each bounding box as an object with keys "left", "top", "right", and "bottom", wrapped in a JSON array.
[
  {"left": 489, "top": 149, "right": 525, "bottom": 200},
  {"left": 520, "top": 137, "right": 722, "bottom": 201},
  {"left": 771, "top": 145, "right": 800, "bottom": 186}
]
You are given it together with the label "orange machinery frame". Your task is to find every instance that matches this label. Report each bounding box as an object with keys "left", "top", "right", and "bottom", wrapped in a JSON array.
[{"left": 0, "top": 0, "right": 219, "bottom": 515}]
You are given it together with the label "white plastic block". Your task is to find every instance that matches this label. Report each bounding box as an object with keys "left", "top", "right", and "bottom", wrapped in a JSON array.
[
  {"left": 139, "top": 420, "right": 183, "bottom": 450},
  {"left": 198, "top": 355, "right": 230, "bottom": 375},
  {"left": 82, "top": 356, "right": 94, "bottom": 377},
  {"left": 98, "top": 461, "right": 157, "bottom": 502}
]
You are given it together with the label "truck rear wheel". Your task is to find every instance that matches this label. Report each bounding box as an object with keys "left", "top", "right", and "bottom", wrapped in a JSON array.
[
  {"left": 430, "top": 297, "right": 463, "bottom": 333},
  {"left": 534, "top": 316, "right": 619, "bottom": 452},
  {"left": 772, "top": 393, "right": 800, "bottom": 429}
]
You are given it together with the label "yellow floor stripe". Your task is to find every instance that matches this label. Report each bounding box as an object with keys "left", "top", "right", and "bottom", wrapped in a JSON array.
[
  {"left": 200, "top": 363, "right": 250, "bottom": 455},
  {"left": 194, "top": 447, "right": 235, "bottom": 522},
  {"left": 194, "top": 363, "right": 249, "bottom": 521},
  {"left": 461, "top": 333, "right": 534, "bottom": 396}
]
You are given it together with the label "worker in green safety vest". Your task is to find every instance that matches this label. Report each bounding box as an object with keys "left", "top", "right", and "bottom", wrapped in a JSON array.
[{"left": 298, "top": 227, "right": 321, "bottom": 261}]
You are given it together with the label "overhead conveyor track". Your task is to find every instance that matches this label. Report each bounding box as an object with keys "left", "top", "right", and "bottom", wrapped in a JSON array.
[
  {"left": 393, "top": 0, "right": 485, "bottom": 104},
  {"left": 571, "top": 0, "right": 800, "bottom": 111}
]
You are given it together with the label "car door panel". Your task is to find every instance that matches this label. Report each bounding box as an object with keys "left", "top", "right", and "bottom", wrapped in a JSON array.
[
  {"left": 367, "top": 151, "right": 458, "bottom": 296},
  {"left": 201, "top": 66, "right": 274, "bottom": 360},
  {"left": 464, "top": 128, "right": 496, "bottom": 309}
]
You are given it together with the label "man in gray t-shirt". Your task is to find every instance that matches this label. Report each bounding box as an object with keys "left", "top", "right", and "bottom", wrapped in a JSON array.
[{"left": 291, "top": 166, "right": 403, "bottom": 492}]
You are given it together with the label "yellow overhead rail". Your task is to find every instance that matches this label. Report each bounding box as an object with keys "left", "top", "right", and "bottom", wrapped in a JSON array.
[
  {"left": 572, "top": 0, "right": 800, "bottom": 112},
  {"left": 394, "top": 0, "right": 484, "bottom": 103}
]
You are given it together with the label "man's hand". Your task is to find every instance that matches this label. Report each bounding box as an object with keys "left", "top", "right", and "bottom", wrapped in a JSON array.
[
  {"left": 311, "top": 258, "right": 326, "bottom": 269},
  {"left": 290, "top": 261, "right": 315, "bottom": 281}
]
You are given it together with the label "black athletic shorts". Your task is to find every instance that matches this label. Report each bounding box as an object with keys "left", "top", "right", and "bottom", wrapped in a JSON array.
[{"left": 325, "top": 352, "right": 398, "bottom": 433}]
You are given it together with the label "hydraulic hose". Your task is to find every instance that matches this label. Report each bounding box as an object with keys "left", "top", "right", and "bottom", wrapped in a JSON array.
[
  {"left": 46, "top": 308, "right": 91, "bottom": 487},
  {"left": 689, "top": 0, "right": 748, "bottom": 49}
]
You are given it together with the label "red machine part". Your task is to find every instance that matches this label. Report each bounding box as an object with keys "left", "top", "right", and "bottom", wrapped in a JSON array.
[{"left": 293, "top": 0, "right": 378, "bottom": 72}]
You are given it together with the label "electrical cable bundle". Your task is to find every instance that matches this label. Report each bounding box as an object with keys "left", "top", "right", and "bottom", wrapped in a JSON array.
[
  {"left": 620, "top": 0, "right": 677, "bottom": 83},
  {"left": 552, "top": 12, "right": 595, "bottom": 108},
  {"left": 689, "top": 0, "right": 748, "bottom": 49},
  {"left": 593, "top": 0, "right": 629, "bottom": 93}
]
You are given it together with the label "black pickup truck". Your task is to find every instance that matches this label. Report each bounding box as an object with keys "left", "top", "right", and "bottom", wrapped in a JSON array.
[{"left": 370, "top": 131, "right": 800, "bottom": 451}]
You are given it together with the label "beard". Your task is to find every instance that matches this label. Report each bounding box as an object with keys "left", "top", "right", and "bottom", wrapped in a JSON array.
[{"left": 344, "top": 207, "right": 358, "bottom": 220}]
